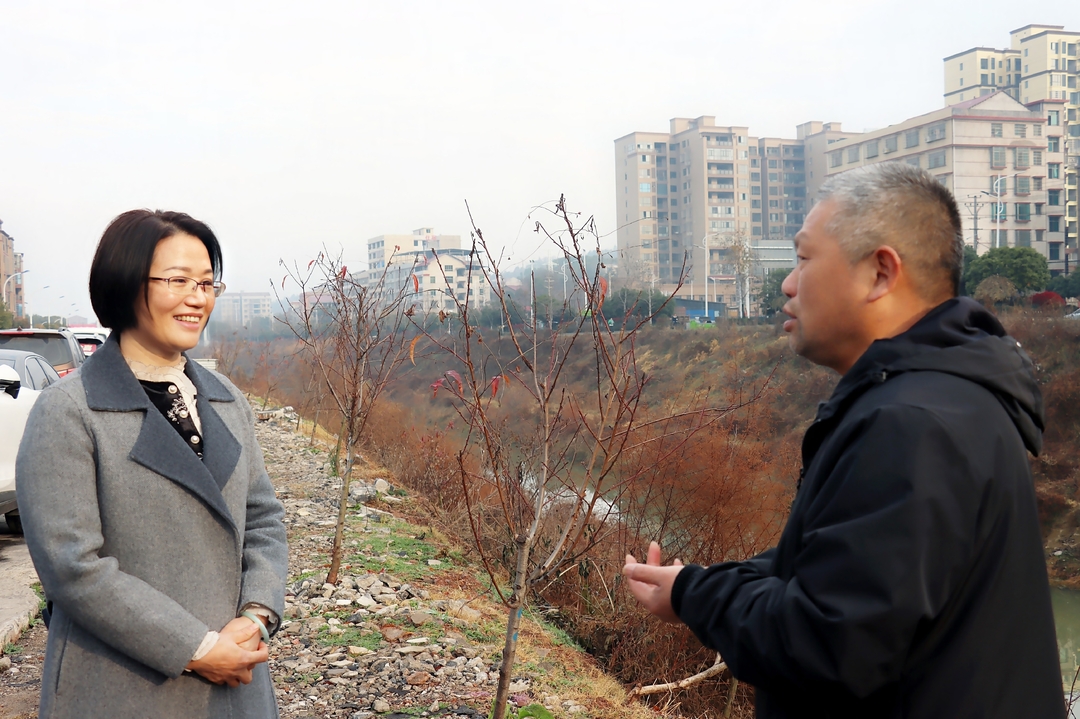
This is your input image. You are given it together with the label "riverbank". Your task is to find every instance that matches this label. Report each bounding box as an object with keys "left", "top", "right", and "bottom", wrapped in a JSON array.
[{"left": 0, "top": 403, "right": 671, "bottom": 719}]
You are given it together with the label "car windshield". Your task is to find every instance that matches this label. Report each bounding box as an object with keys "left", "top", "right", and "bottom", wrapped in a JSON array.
[{"left": 0, "top": 336, "right": 73, "bottom": 366}]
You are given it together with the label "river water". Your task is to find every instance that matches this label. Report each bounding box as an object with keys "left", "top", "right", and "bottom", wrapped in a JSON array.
[{"left": 1051, "top": 588, "right": 1080, "bottom": 714}]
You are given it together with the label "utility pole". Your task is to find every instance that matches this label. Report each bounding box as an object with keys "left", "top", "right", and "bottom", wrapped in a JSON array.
[{"left": 965, "top": 194, "right": 983, "bottom": 254}]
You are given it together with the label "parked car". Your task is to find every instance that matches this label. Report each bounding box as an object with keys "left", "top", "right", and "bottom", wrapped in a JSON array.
[
  {"left": 0, "top": 349, "right": 62, "bottom": 391},
  {"left": 70, "top": 327, "right": 111, "bottom": 357},
  {"left": 0, "top": 328, "right": 85, "bottom": 376},
  {"left": 1067, "top": 308, "right": 1080, "bottom": 320},
  {"left": 0, "top": 352, "right": 56, "bottom": 533}
]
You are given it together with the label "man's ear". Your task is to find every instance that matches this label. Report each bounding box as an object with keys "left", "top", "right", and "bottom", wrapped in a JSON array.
[{"left": 866, "top": 245, "right": 903, "bottom": 302}]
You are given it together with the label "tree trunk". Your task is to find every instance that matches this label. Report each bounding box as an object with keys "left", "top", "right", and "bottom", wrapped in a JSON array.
[
  {"left": 325, "top": 438, "right": 354, "bottom": 586},
  {"left": 492, "top": 533, "right": 530, "bottom": 719}
]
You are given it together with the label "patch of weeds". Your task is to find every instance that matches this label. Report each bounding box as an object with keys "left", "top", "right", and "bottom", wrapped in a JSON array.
[
  {"left": 389, "top": 487, "right": 408, "bottom": 497},
  {"left": 345, "top": 520, "right": 440, "bottom": 581},
  {"left": 461, "top": 619, "right": 503, "bottom": 645},
  {"left": 314, "top": 627, "right": 383, "bottom": 650},
  {"left": 523, "top": 608, "right": 584, "bottom": 652},
  {"left": 3, "top": 643, "right": 21, "bottom": 655},
  {"left": 291, "top": 570, "right": 321, "bottom": 583},
  {"left": 516, "top": 706, "right": 556, "bottom": 719}
]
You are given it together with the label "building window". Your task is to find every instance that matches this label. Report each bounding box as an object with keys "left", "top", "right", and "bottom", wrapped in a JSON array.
[
  {"left": 991, "top": 147, "right": 1006, "bottom": 168},
  {"left": 1034, "top": 177, "right": 1043, "bottom": 191},
  {"left": 1034, "top": 124, "right": 1042, "bottom": 137},
  {"left": 991, "top": 123, "right": 1003, "bottom": 137},
  {"left": 1014, "top": 148, "right": 1030, "bottom": 169},
  {"left": 1015, "top": 203, "right": 1031, "bottom": 222},
  {"left": 1050, "top": 243, "right": 1061, "bottom": 261},
  {"left": 906, "top": 155, "right": 920, "bottom": 168},
  {"left": 981, "top": 73, "right": 989, "bottom": 85},
  {"left": 1015, "top": 176, "right": 1032, "bottom": 195},
  {"left": 828, "top": 151, "right": 842, "bottom": 168},
  {"left": 1049, "top": 189, "right": 1061, "bottom": 205},
  {"left": 884, "top": 135, "right": 898, "bottom": 153},
  {"left": 1049, "top": 163, "right": 1061, "bottom": 179},
  {"left": 990, "top": 229, "right": 1007, "bottom": 247},
  {"left": 1033, "top": 150, "right": 1043, "bottom": 166},
  {"left": 847, "top": 146, "right": 859, "bottom": 163},
  {"left": 1048, "top": 137, "right": 1060, "bottom": 152},
  {"left": 928, "top": 150, "right": 947, "bottom": 169},
  {"left": 992, "top": 203, "right": 1007, "bottom": 222},
  {"left": 1049, "top": 110, "right": 1060, "bottom": 126},
  {"left": 926, "top": 123, "right": 946, "bottom": 142},
  {"left": 1049, "top": 216, "right": 1061, "bottom": 232},
  {"left": 1014, "top": 124, "right": 1027, "bottom": 138},
  {"left": 865, "top": 140, "right": 879, "bottom": 158},
  {"left": 1015, "top": 229, "right": 1032, "bottom": 247},
  {"left": 905, "top": 130, "right": 920, "bottom": 148}
]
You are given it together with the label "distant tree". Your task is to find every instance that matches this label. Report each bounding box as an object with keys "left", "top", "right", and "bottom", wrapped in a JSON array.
[
  {"left": 609, "top": 287, "right": 673, "bottom": 320},
  {"left": 959, "top": 246, "right": 979, "bottom": 296},
  {"left": 1047, "top": 272, "right": 1080, "bottom": 300},
  {"left": 759, "top": 268, "right": 792, "bottom": 315},
  {"left": 965, "top": 247, "right": 1049, "bottom": 295},
  {"left": 974, "top": 275, "right": 1018, "bottom": 306},
  {"left": 0, "top": 301, "right": 12, "bottom": 330}
]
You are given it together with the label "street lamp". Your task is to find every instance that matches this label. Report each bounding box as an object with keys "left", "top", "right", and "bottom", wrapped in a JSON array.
[
  {"left": 699, "top": 234, "right": 717, "bottom": 321},
  {"left": 2, "top": 270, "right": 28, "bottom": 317},
  {"left": 982, "top": 173, "right": 1019, "bottom": 248}
]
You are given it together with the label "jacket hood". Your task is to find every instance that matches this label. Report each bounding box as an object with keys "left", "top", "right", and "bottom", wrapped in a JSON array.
[{"left": 821, "top": 297, "right": 1044, "bottom": 455}]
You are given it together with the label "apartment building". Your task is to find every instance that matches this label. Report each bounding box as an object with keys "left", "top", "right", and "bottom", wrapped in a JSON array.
[
  {"left": 365, "top": 228, "right": 461, "bottom": 284},
  {"left": 945, "top": 24, "right": 1079, "bottom": 270},
  {"left": 0, "top": 219, "right": 26, "bottom": 319},
  {"left": 361, "top": 227, "right": 489, "bottom": 312},
  {"left": 212, "top": 291, "right": 275, "bottom": 327},
  {"left": 804, "top": 92, "right": 1067, "bottom": 271},
  {"left": 614, "top": 117, "right": 797, "bottom": 314}
]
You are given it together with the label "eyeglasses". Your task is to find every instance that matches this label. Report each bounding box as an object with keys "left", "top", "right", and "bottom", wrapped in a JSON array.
[{"left": 148, "top": 276, "right": 226, "bottom": 297}]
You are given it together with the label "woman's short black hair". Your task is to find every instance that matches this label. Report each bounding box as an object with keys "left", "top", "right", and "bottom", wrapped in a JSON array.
[{"left": 89, "top": 210, "right": 223, "bottom": 332}]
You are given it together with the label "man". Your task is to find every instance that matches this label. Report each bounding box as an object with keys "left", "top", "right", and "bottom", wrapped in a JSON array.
[{"left": 624, "top": 164, "right": 1064, "bottom": 717}]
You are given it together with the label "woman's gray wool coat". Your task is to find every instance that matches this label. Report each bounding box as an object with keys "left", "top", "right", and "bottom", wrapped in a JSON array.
[{"left": 16, "top": 336, "right": 288, "bottom": 719}]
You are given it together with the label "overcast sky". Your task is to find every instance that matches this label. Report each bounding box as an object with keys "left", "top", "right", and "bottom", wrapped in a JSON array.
[{"left": 2, "top": 1, "right": 1076, "bottom": 319}]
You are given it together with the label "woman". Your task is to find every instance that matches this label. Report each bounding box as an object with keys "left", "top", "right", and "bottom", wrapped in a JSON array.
[{"left": 16, "top": 210, "right": 288, "bottom": 718}]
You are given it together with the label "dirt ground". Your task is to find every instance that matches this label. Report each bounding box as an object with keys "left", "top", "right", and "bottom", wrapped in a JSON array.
[{"left": 0, "top": 621, "right": 46, "bottom": 719}]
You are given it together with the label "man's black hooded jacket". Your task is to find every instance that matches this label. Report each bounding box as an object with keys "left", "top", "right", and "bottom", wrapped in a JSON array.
[{"left": 671, "top": 297, "right": 1065, "bottom": 718}]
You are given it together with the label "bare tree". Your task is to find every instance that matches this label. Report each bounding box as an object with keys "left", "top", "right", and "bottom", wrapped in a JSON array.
[
  {"left": 277, "top": 249, "right": 417, "bottom": 585},
  {"left": 421, "top": 197, "right": 764, "bottom": 719}
]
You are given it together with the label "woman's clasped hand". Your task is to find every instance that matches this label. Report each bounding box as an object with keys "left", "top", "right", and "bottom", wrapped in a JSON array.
[{"left": 186, "top": 618, "right": 269, "bottom": 687}]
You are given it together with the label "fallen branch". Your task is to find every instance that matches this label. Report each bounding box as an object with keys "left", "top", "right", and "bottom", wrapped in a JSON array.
[{"left": 629, "top": 653, "right": 727, "bottom": 696}]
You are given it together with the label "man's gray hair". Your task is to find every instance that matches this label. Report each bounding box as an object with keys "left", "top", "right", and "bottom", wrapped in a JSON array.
[{"left": 818, "top": 163, "right": 964, "bottom": 299}]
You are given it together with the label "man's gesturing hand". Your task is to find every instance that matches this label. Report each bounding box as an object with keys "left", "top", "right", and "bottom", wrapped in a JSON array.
[{"left": 623, "top": 541, "right": 684, "bottom": 624}]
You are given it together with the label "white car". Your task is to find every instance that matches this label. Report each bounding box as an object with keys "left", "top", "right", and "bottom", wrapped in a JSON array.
[
  {"left": 1066, "top": 308, "right": 1080, "bottom": 320},
  {"left": 0, "top": 351, "right": 58, "bottom": 533}
]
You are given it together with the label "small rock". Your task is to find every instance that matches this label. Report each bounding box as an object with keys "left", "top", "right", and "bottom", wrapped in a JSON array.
[
  {"left": 374, "top": 478, "right": 389, "bottom": 493},
  {"left": 409, "top": 611, "right": 433, "bottom": 626},
  {"left": 567, "top": 706, "right": 586, "bottom": 714},
  {"left": 426, "top": 559, "right": 442, "bottom": 567},
  {"left": 0, "top": 657, "right": 10, "bottom": 672},
  {"left": 446, "top": 601, "right": 482, "bottom": 623},
  {"left": 381, "top": 626, "right": 404, "bottom": 642},
  {"left": 372, "top": 699, "right": 391, "bottom": 713},
  {"left": 428, "top": 700, "right": 440, "bottom": 712},
  {"left": 406, "top": 671, "right": 432, "bottom": 685},
  {"left": 405, "top": 637, "right": 429, "bottom": 644},
  {"left": 348, "top": 645, "right": 374, "bottom": 656}
]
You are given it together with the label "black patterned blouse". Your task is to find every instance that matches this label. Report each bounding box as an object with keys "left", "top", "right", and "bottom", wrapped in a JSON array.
[{"left": 139, "top": 380, "right": 204, "bottom": 459}]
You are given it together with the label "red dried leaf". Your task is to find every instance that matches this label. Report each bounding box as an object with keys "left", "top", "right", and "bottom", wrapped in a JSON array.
[
  {"left": 598, "top": 276, "right": 608, "bottom": 312},
  {"left": 490, "top": 375, "right": 501, "bottom": 397},
  {"left": 430, "top": 378, "right": 445, "bottom": 398},
  {"left": 446, "top": 370, "right": 463, "bottom": 394},
  {"left": 411, "top": 274, "right": 419, "bottom": 292}
]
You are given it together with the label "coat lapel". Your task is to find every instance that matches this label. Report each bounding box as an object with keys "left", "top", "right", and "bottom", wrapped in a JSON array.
[{"left": 81, "top": 336, "right": 238, "bottom": 532}]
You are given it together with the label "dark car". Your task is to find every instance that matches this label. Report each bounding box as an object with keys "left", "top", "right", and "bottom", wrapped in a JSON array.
[
  {"left": 0, "top": 349, "right": 63, "bottom": 391},
  {"left": 0, "top": 328, "right": 85, "bottom": 376}
]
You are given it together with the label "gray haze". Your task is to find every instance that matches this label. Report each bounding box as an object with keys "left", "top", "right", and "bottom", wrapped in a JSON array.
[{"left": 2, "top": 1, "right": 1075, "bottom": 319}]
